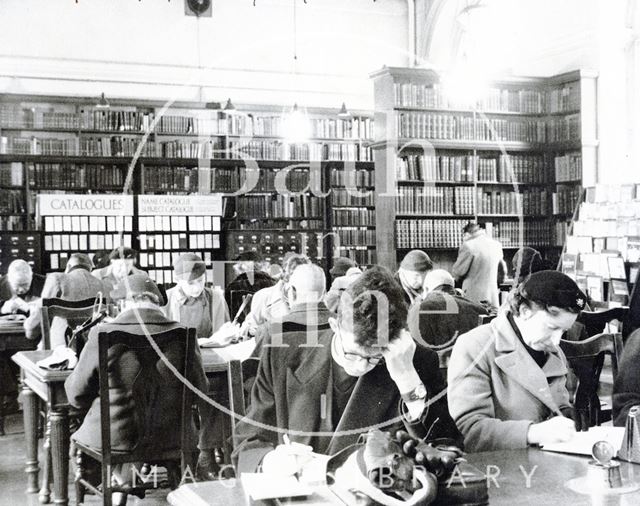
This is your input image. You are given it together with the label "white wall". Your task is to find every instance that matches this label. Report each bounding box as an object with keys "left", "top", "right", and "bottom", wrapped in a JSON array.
[{"left": 0, "top": 0, "right": 409, "bottom": 109}]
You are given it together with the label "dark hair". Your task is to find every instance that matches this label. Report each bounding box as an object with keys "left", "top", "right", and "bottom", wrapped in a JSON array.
[
  {"left": 463, "top": 221, "right": 484, "bottom": 234},
  {"left": 337, "top": 266, "right": 408, "bottom": 348}
]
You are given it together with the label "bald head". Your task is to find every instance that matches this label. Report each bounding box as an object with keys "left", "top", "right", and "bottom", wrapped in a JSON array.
[
  {"left": 288, "top": 264, "right": 326, "bottom": 304},
  {"left": 7, "top": 259, "right": 33, "bottom": 295}
]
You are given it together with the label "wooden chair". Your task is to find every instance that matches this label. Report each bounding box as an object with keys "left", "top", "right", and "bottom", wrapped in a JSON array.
[
  {"left": 424, "top": 333, "right": 461, "bottom": 382},
  {"left": 74, "top": 327, "right": 197, "bottom": 506},
  {"left": 40, "top": 296, "right": 103, "bottom": 351},
  {"left": 37, "top": 297, "right": 101, "bottom": 503},
  {"left": 573, "top": 307, "right": 629, "bottom": 340},
  {"left": 225, "top": 357, "right": 260, "bottom": 471},
  {"left": 478, "top": 314, "right": 497, "bottom": 326},
  {"left": 560, "top": 332, "right": 623, "bottom": 427}
]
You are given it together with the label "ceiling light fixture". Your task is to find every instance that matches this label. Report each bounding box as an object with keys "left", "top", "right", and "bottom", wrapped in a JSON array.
[{"left": 338, "top": 102, "right": 351, "bottom": 118}]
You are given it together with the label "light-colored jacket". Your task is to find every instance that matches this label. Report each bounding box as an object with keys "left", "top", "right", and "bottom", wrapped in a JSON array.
[
  {"left": 451, "top": 231, "right": 503, "bottom": 307},
  {"left": 447, "top": 310, "right": 572, "bottom": 452},
  {"left": 240, "top": 280, "right": 288, "bottom": 336},
  {"left": 163, "top": 285, "right": 229, "bottom": 338}
]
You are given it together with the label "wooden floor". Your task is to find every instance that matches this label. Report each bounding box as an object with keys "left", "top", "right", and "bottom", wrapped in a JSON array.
[{"left": 0, "top": 412, "right": 169, "bottom": 505}]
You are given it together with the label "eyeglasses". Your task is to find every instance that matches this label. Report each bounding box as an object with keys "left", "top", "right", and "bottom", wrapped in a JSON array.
[{"left": 336, "top": 327, "right": 384, "bottom": 366}]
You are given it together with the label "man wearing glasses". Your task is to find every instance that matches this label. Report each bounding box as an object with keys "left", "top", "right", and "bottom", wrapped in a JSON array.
[{"left": 232, "top": 266, "right": 461, "bottom": 475}]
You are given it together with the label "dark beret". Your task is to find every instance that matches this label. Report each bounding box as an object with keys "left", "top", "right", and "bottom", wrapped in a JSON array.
[
  {"left": 109, "top": 247, "right": 137, "bottom": 261},
  {"left": 520, "top": 270, "right": 587, "bottom": 312},
  {"left": 330, "top": 257, "right": 357, "bottom": 277}
]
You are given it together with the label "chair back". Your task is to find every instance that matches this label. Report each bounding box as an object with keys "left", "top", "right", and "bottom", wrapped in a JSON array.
[
  {"left": 40, "top": 296, "right": 101, "bottom": 350},
  {"left": 478, "top": 314, "right": 497, "bottom": 326},
  {"left": 575, "top": 307, "right": 629, "bottom": 339},
  {"left": 96, "top": 327, "right": 196, "bottom": 471},
  {"left": 227, "top": 358, "right": 260, "bottom": 454},
  {"left": 560, "top": 332, "right": 623, "bottom": 426}
]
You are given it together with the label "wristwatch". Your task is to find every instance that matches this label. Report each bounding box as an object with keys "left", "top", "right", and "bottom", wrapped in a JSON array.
[{"left": 401, "top": 383, "right": 428, "bottom": 403}]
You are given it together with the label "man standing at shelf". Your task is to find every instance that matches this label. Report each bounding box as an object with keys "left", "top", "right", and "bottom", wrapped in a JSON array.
[
  {"left": 451, "top": 222, "right": 505, "bottom": 308},
  {"left": 92, "top": 247, "right": 146, "bottom": 295}
]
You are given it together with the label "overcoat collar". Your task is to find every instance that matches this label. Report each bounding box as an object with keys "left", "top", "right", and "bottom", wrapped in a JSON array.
[{"left": 491, "top": 311, "right": 568, "bottom": 414}]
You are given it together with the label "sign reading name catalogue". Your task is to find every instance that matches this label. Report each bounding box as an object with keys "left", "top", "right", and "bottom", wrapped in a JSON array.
[
  {"left": 138, "top": 195, "right": 223, "bottom": 216},
  {"left": 38, "top": 194, "right": 134, "bottom": 216}
]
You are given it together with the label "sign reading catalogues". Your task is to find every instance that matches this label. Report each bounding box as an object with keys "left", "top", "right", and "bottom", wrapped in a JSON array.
[
  {"left": 138, "top": 195, "right": 223, "bottom": 216},
  {"left": 38, "top": 194, "right": 134, "bottom": 216}
]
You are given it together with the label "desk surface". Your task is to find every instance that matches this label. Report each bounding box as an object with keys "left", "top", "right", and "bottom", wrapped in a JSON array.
[
  {"left": 168, "top": 448, "right": 640, "bottom": 506},
  {"left": 12, "top": 345, "right": 233, "bottom": 383}
]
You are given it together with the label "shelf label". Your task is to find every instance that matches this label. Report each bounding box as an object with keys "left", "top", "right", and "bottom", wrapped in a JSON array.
[
  {"left": 38, "top": 194, "right": 134, "bottom": 216},
  {"left": 138, "top": 194, "right": 223, "bottom": 216}
]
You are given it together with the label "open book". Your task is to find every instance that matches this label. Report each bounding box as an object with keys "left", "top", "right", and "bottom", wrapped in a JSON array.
[{"left": 541, "top": 426, "right": 626, "bottom": 456}]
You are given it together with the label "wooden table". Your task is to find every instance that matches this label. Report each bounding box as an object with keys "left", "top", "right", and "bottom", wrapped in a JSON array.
[
  {"left": 13, "top": 347, "right": 232, "bottom": 506},
  {"left": 167, "top": 448, "right": 640, "bottom": 506},
  {"left": 0, "top": 325, "right": 37, "bottom": 435}
]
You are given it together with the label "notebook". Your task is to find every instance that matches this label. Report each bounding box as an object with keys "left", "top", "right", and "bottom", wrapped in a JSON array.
[{"left": 541, "top": 426, "right": 626, "bottom": 456}]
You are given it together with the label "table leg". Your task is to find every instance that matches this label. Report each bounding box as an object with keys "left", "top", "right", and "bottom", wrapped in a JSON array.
[
  {"left": 39, "top": 413, "right": 52, "bottom": 504},
  {"left": 50, "top": 409, "right": 69, "bottom": 506},
  {"left": 22, "top": 384, "right": 40, "bottom": 493}
]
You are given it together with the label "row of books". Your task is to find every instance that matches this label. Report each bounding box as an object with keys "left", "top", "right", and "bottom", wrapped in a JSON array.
[
  {"left": 490, "top": 221, "right": 551, "bottom": 247},
  {"left": 546, "top": 114, "right": 581, "bottom": 143},
  {"left": 138, "top": 233, "right": 221, "bottom": 251},
  {"left": 395, "top": 153, "right": 547, "bottom": 183},
  {"left": 396, "top": 154, "right": 474, "bottom": 182},
  {"left": 585, "top": 184, "right": 640, "bottom": 204},
  {"left": 138, "top": 215, "right": 221, "bottom": 233},
  {"left": 552, "top": 186, "right": 582, "bottom": 215},
  {"left": 1, "top": 136, "right": 76, "bottom": 156},
  {"left": 554, "top": 152, "right": 582, "bottom": 182},
  {"left": 476, "top": 188, "right": 548, "bottom": 216},
  {"left": 235, "top": 195, "right": 324, "bottom": 219},
  {"left": 79, "top": 137, "right": 156, "bottom": 157},
  {"left": 330, "top": 168, "right": 374, "bottom": 188},
  {"left": 228, "top": 141, "right": 373, "bottom": 162},
  {"left": 0, "top": 190, "right": 25, "bottom": 214},
  {"left": 247, "top": 116, "right": 374, "bottom": 140},
  {"left": 396, "top": 187, "right": 456, "bottom": 215},
  {"left": 393, "top": 82, "right": 579, "bottom": 114},
  {"left": 393, "top": 83, "right": 546, "bottom": 113},
  {"left": 0, "top": 162, "right": 23, "bottom": 186},
  {"left": 44, "top": 233, "right": 132, "bottom": 253},
  {"left": 340, "top": 248, "right": 376, "bottom": 266},
  {"left": 44, "top": 215, "right": 133, "bottom": 232},
  {"left": 331, "top": 189, "right": 375, "bottom": 207},
  {"left": 30, "top": 163, "right": 125, "bottom": 189},
  {"left": 0, "top": 215, "right": 24, "bottom": 231},
  {"left": 0, "top": 106, "right": 375, "bottom": 139},
  {"left": 159, "top": 138, "right": 226, "bottom": 159},
  {"left": 335, "top": 227, "right": 376, "bottom": 246},
  {"left": 333, "top": 208, "right": 375, "bottom": 226},
  {"left": 396, "top": 113, "right": 547, "bottom": 142},
  {"left": 396, "top": 219, "right": 468, "bottom": 249},
  {"left": 143, "top": 166, "right": 199, "bottom": 193},
  {"left": 210, "top": 167, "right": 312, "bottom": 193}
]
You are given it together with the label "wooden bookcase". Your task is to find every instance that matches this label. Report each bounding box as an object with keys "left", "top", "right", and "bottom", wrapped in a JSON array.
[
  {"left": 0, "top": 95, "right": 374, "bottom": 281},
  {"left": 370, "top": 67, "right": 597, "bottom": 271}
]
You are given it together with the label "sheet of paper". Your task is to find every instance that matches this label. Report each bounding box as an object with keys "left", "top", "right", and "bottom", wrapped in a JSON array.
[
  {"left": 240, "top": 473, "right": 312, "bottom": 501},
  {"left": 541, "top": 426, "right": 626, "bottom": 456}
]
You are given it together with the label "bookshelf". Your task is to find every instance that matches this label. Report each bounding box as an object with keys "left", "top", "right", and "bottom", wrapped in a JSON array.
[
  {"left": 0, "top": 95, "right": 375, "bottom": 278},
  {"left": 560, "top": 184, "right": 640, "bottom": 304},
  {"left": 370, "top": 67, "right": 597, "bottom": 271}
]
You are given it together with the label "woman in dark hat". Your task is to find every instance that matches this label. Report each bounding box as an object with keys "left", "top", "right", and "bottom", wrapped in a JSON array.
[
  {"left": 447, "top": 270, "right": 587, "bottom": 452},
  {"left": 395, "top": 249, "right": 433, "bottom": 306}
]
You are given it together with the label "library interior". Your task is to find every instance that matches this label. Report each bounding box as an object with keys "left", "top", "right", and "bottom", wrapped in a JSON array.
[{"left": 2, "top": 1, "right": 640, "bottom": 505}]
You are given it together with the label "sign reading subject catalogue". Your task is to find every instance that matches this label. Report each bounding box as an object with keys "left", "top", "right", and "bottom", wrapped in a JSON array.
[
  {"left": 38, "top": 194, "right": 134, "bottom": 216},
  {"left": 138, "top": 195, "right": 223, "bottom": 216}
]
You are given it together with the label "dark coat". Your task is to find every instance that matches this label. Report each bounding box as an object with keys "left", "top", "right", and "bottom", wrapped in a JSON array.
[
  {"left": 0, "top": 273, "right": 45, "bottom": 311},
  {"left": 233, "top": 312, "right": 461, "bottom": 473},
  {"left": 613, "top": 329, "right": 640, "bottom": 426},
  {"left": 412, "top": 287, "right": 488, "bottom": 347},
  {"left": 65, "top": 307, "right": 207, "bottom": 452},
  {"left": 225, "top": 271, "right": 275, "bottom": 324}
]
